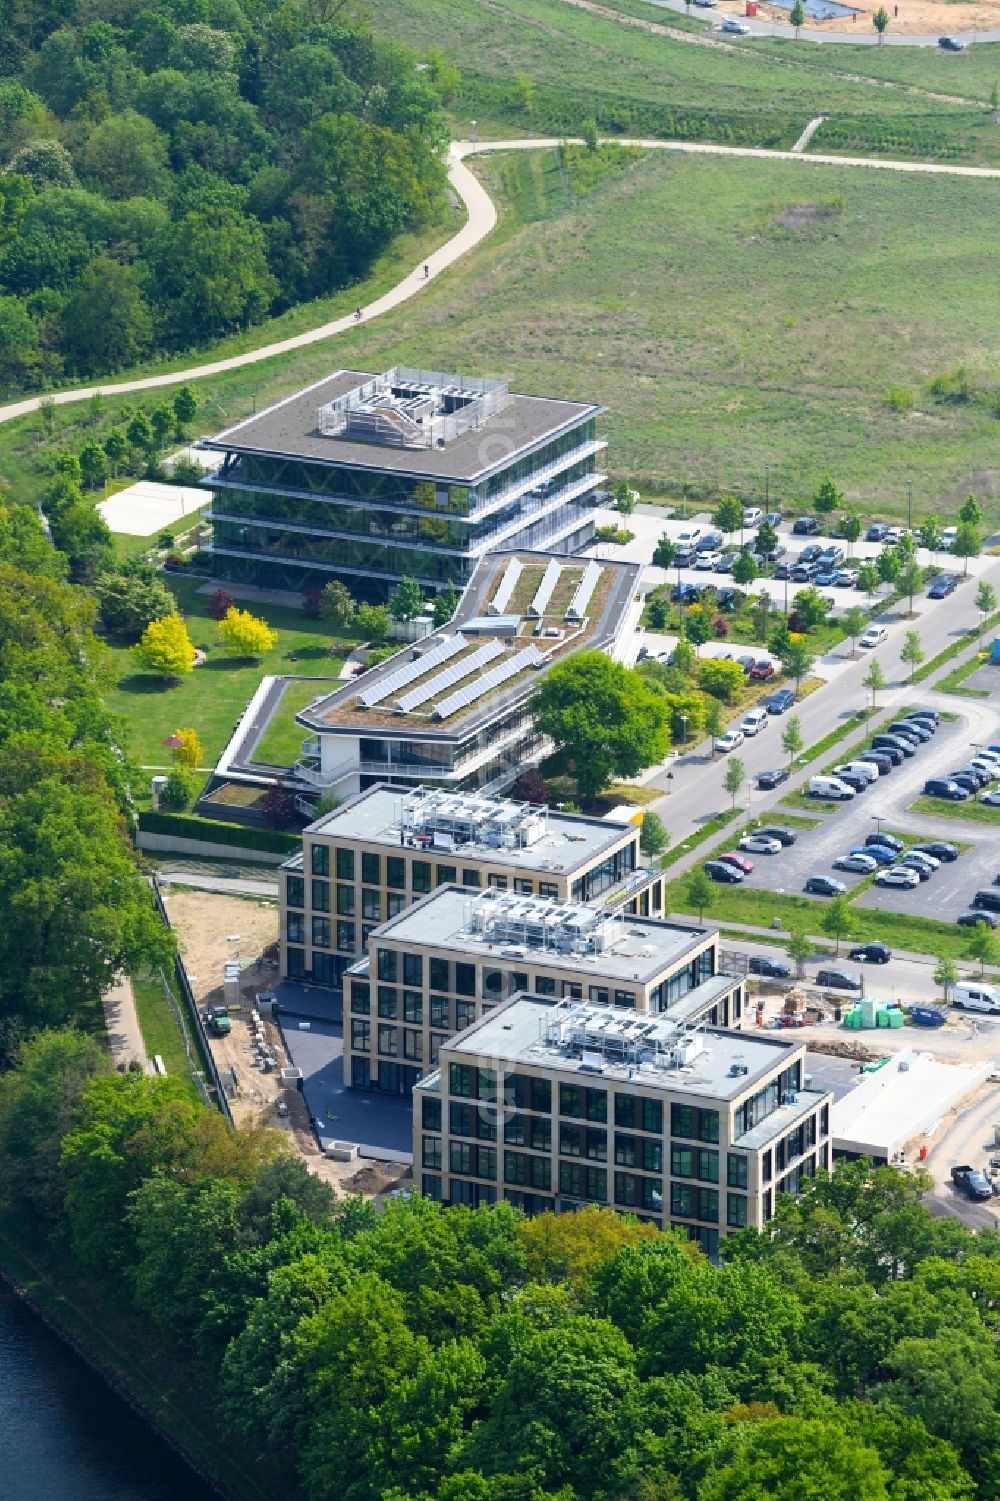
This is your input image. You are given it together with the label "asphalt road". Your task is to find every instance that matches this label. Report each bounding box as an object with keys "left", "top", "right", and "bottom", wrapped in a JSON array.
[{"left": 637, "top": 0, "right": 1000, "bottom": 45}]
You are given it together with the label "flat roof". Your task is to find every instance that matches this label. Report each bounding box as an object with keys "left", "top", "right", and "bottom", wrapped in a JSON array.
[
  {"left": 373, "top": 885, "right": 709, "bottom": 983},
  {"left": 733, "top": 1089, "right": 828, "bottom": 1151},
  {"left": 199, "top": 369, "right": 602, "bottom": 484},
  {"left": 444, "top": 995, "right": 804, "bottom": 1100},
  {"left": 298, "top": 549, "right": 640, "bottom": 739},
  {"left": 305, "top": 785, "right": 638, "bottom": 872},
  {"left": 831, "top": 1050, "right": 993, "bottom": 1159}
]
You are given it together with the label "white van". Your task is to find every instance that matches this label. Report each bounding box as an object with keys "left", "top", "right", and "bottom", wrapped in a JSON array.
[
  {"left": 954, "top": 982, "right": 1000, "bottom": 1014},
  {"left": 834, "top": 760, "right": 879, "bottom": 784},
  {"left": 809, "top": 775, "right": 856, "bottom": 801},
  {"left": 676, "top": 526, "right": 703, "bottom": 549},
  {"left": 740, "top": 707, "right": 769, "bottom": 736}
]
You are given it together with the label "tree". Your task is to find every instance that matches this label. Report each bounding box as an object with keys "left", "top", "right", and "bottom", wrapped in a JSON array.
[
  {"left": 653, "top": 535, "right": 676, "bottom": 569},
  {"left": 781, "top": 716, "right": 804, "bottom": 768},
  {"left": 724, "top": 756, "right": 746, "bottom": 811},
  {"left": 898, "top": 560, "right": 925, "bottom": 616},
  {"left": 791, "top": 586, "right": 828, "bottom": 633},
  {"left": 780, "top": 639, "right": 815, "bottom": 692},
  {"left": 876, "top": 546, "right": 900, "bottom": 585},
  {"left": 61, "top": 258, "right": 153, "bottom": 377},
  {"left": 705, "top": 698, "right": 727, "bottom": 754},
  {"left": 640, "top": 811, "right": 668, "bottom": 858},
  {"left": 699, "top": 658, "right": 745, "bottom": 704},
  {"left": 919, "top": 516, "right": 943, "bottom": 554},
  {"left": 514, "top": 769, "right": 549, "bottom": 805},
  {"left": 842, "top": 605, "right": 867, "bottom": 656},
  {"left": 151, "top": 404, "right": 174, "bottom": 450},
  {"left": 533, "top": 653, "right": 671, "bottom": 799},
  {"left": 813, "top": 476, "right": 842, "bottom": 515},
  {"left": 966, "top": 923, "right": 1000, "bottom": 975},
  {"left": 788, "top": 925, "right": 812, "bottom": 978},
  {"left": 173, "top": 386, "right": 198, "bottom": 431},
  {"left": 78, "top": 440, "right": 107, "bottom": 492},
  {"left": 127, "top": 411, "right": 154, "bottom": 456},
  {"left": 389, "top": 576, "right": 425, "bottom": 623},
  {"left": 951, "top": 521, "right": 982, "bottom": 576},
  {"left": 873, "top": 5, "right": 890, "bottom": 41},
  {"left": 975, "top": 580, "right": 997, "bottom": 628},
  {"left": 901, "top": 630, "right": 924, "bottom": 681},
  {"left": 686, "top": 867, "right": 716, "bottom": 923},
  {"left": 862, "top": 656, "right": 885, "bottom": 709},
  {"left": 78, "top": 110, "right": 171, "bottom": 199},
  {"left": 700, "top": 1416, "right": 890, "bottom": 1501},
  {"left": 104, "top": 428, "right": 128, "bottom": 476},
  {"left": 356, "top": 603, "right": 391, "bottom": 645},
  {"left": 714, "top": 495, "right": 744, "bottom": 539},
  {"left": 731, "top": 552, "right": 758, "bottom": 588},
  {"left": 95, "top": 565, "right": 174, "bottom": 639},
  {"left": 173, "top": 727, "right": 202, "bottom": 771},
  {"left": 751, "top": 590, "right": 772, "bottom": 644},
  {"left": 839, "top": 511, "right": 862, "bottom": 556},
  {"left": 959, "top": 495, "right": 984, "bottom": 528},
  {"left": 433, "top": 584, "right": 460, "bottom": 627},
  {"left": 206, "top": 587, "right": 235, "bottom": 620},
  {"left": 686, "top": 611, "right": 712, "bottom": 652},
  {"left": 320, "top": 581, "right": 357, "bottom": 636},
  {"left": 160, "top": 766, "right": 195, "bottom": 810},
  {"left": 822, "top": 894, "right": 853, "bottom": 956},
  {"left": 133, "top": 613, "right": 196, "bottom": 678},
  {"left": 152, "top": 204, "right": 277, "bottom": 345},
  {"left": 663, "top": 690, "right": 706, "bottom": 746},
  {"left": 933, "top": 957, "right": 958, "bottom": 1001},
  {"left": 895, "top": 529, "right": 916, "bottom": 565},
  {"left": 790, "top": 0, "right": 805, "bottom": 34},
  {"left": 260, "top": 779, "right": 295, "bottom": 829},
  {"left": 756, "top": 520, "right": 778, "bottom": 558},
  {"left": 647, "top": 596, "right": 669, "bottom": 630},
  {"left": 614, "top": 481, "right": 637, "bottom": 518},
  {"left": 857, "top": 560, "right": 879, "bottom": 601},
  {"left": 218, "top": 606, "right": 278, "bottom": 660}
]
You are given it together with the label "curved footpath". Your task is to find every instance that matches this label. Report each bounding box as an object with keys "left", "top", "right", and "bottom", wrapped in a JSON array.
[{"left": 1, "top": 134, "right": 998, "bottom": 424}]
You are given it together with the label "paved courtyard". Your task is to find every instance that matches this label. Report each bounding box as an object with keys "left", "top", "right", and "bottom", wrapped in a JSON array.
[{"left": 98, "top": 479, "right": 206, "bottom": 536}]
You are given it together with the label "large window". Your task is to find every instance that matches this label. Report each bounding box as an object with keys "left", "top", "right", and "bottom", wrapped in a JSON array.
[
  {"left": 671, "top": 1104, "right": 719, "bottom": 1143},
  {"left": 336, "top": 847, "right": 354, "bottom": 881},
  {"left": 311, "top": 879, "right": 330, "bottom": 912},
  {"left": 614, "top": 1134, "right": 662, "bottom": 1173},
  {"left": 362, "top": 851, "right": 380, "bottom": 886},
  {"left": 422, "top": 1136, "right": 442, "bottom": 1170},
  {"left": 362, "top": 889, "right": 381, "bottom": 922},
  {"left": 404, "top": 991, "right": 423, "bottom": 1024},
  {"left": 336, "top": 921, "right": 356, "bottom": 952},
  {"left": 386, "top": 856, "right": 406, "bottom": 890},
  {"left": 615, "top": 1173, "right": 663, "bottom": 1213},
  {"left": 377, "top": 1025, "right": 398, "bottom": 1057},
  {"left": 559, "top": 1162, "right": 607, "bottom": 1203},
  {"left": 455, "top": 963, "right": 476, "bottom": 997},
  {"left": 403, "top": 953, "right": 423, "bottom": 987},
  {"left": 727, "top": 1153, "right": 749, "bottom": 1190},
  {"left": 727, "top": 1194, "right": 748, "bottom": 1229},
  {"left": 287, "top": 914, "right": 305, "bottom": 945},
  {"left": 422, "top": 1096, "right": 442, "bottom": 1132},
  {"left": 559, "top": 1084, "right": 607, "bottom": 1123},
  {"left": 350, "top": 982, "right": 370, "bottom": 1015},
  {"left": 336, "top": 885, "right": 355, "bottom": 916},
  {"left": 670, "top": 1184, "right": 719, "bottom": 1222},
  {"left": 285, "top": 875, "right": 304, "bottom": 908},
  {"left": 311, "top": 917, "right": 330, "bottom": 949},
  {"left": 510, "top": 1074, "right": 552, "bottom": 1114},
  {"left": 671, "top": 1146, "right": 719, "bottom": 1183},
  {"left": 310, "top": 843, "right": 329, "bottom": 876},
  {"left": 614, "top": 1095, "right": 663, "bottom": 1134},
  {"left": 412, "top": 860, "right": 432, "bottom": 894},
  {"left": 430, "top": 957, "right": 449, "bottom": 992},
  {"left": 377, "top": 987, "right": 398, "bottom": 1018},
  {"left": 377, "top": 948, "right": 398, "bottom": 982},
  {"left": 350, "top": 1020, "right": 370, "bottom": 1053},
  {"left": 560, "top": 1124, "right": 607, "bottom": 1161}
]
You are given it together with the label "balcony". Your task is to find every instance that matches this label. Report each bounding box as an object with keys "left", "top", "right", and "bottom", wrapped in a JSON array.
[
  {"left": 292, "top": 756, "right": 357, "bottom": 790},
  {"left": 594, "top": 867, "right": 659, "bottom": 913}
]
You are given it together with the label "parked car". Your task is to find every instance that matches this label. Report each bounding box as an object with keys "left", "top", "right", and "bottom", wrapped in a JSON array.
[
  {"left": 763, "top": 688, "right": 795, "bottom": 714},
  {"left": 981, "top": 789, "right": 1000, "bottom": 807},
  {"left": 748, "top": 955, "right": 792, "bottom": 979},
  {"left": 814, "top": 570, "right": 837, "bottom": 587},
  {"left": 834, "top": 760, "right": 879, "bottom": 784},
  {"left": 859, "top": 625, "right": 888, "bottom": 648},
  {"left": 872, "top": 733, "right": 915, "bottom": 758},
  {"left": 902, "top": 850, "right": 940, "bottom": 870},
  {"left": 808, "top": 775, "right": 855, "bottom": 801},
  {"left": 721, "top": 18, "right": 751, "bottom": 33},
  {"left": 867, "top": 523, "right": 889, "bottom": 542},
  {"left": 736, "top": 654, "right": 757, "bottom": 674},
  {"left": 850, "top": 844, "right": 894, "bottom": 865},
  {"left": 704, "top": 860, "right": 744, "bottom": 884},
  {"left": 875, "top": 868, "right": 920, "bottom": 889},
  {"left": 677, "top": 526, "right": 703, "bottom": 549},
  {"left": 912, "top": 841, "right": 958, "bottom": 863},
  {"left": 719, "top": 852, "right": 754, "bottom": 874},
  {"left": 816, "top": 968, "right": 862, "bottom": 992},
  {"left": 773, "top": 561, "right": 793, "bottom": 581},
  {"left": 952, "top": 1165, "right": 992, "bottom": 1202},
  {"left": 739, "top": 835, "right": 782, "bottom": 855},
  {"left": 833, "top": 770, "right": 869, "bottom": 793},
  {"left": 805, "top": 875, "right": 846, "bottom": 896},
  {"left": 897, "top": 858, "right": 932, "bottom": 882},
  {"left": 865, "top": 832, "right": 903, "bottom": 853},
  {"left": 715, "top": 729, "right": 745, "bottom": 753},
  {"left": 792, "top": 562, "right": 819, "bottom": 583},
  {"left": 938, "top": 33, "right": 966, "bottom": 49},
  {"left": 958, "top": 911, "right": 999, "bottom": 928},
  {"left": 833, "top": 853, "right": 878, "bottom": 874},
  {"left": 670, "top": 582, "right": 699, "bottom": 602},
  {"left": 714, "top": 553, "right": 736, "bottom": 573},
  {"left": 950, "top": 772, "right": 984, "bottom": 794},
  {"left": 858, "top": 750, "right": 895, "bottom": 773},
  {"left": 757, "top": 826, "right": 797, "bottom": 846},
  {"left": 695, "top": 550, "right": 722, "bottom": 570},
  {"left": 743, "top": 507, "right": 763, "bottom": 528},
  {"left": 904, "top": 710, "right": 938, "bottom": 731},
  {"left": 885, "top": 527, "right": 904, "bottom": 546},
  {"left": 819, "top": 545, "right": 845, "bottom": 567},
  {"left": 757, "top": 768, "right": 789, "bottom": 790},
  {"left": 716, "top": 587, "right": 744, "bottom": 610},
  {"left": 749, "top": 660, "right": 775, "bottom": 681},
  {"left": 792, "top": 516, "right": 819, "bottom": 535},
  {"left": 924, "top": 778, "right": 970, "bottom": 801},
  {"left": 889, "top": 719, "right": 930, "bottom": 743},
  {"left": 927, "top": 574, "right": 958, "bottom": 599},
  {"left": 848, "top": 943, "right": 892, "bottom": 964},
  {"left": 833, "top": 570, "right": 858, "bottom": 588},
  {"left": 764, "top": 511, "right": 782, "bottom": 528},
  {"left": 696, "top": 530, "right": 724, "bottom": 552},
  {"left": 799, "top": 544, "right": 824, "bottom": 564},
  {"left": 972, "top": 889, "right": 1000, "bottom": 913},
  {"left": 740, "top": 707, "right": 769, "bottom": 736},
  {"left": 941, "top": 526, "right": 957, "bottom": 549}
]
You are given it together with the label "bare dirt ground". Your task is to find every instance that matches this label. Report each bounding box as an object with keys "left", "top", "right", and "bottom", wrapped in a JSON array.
[{"left": 728, "top": 0, "right": 1000, "bottom": 34}]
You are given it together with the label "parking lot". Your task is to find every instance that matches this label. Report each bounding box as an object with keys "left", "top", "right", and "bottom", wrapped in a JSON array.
[{"left": 712, "top": 703, "right": 1000, "bottom": 925}]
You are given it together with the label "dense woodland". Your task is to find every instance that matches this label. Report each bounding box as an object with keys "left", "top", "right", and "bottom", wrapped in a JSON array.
[{"left": 0, "top": 0, "right": 449, "bottom": 392}]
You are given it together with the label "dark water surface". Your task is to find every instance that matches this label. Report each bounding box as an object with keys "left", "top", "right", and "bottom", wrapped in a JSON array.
[{"left": 0, "top": 1284, "right": 218, "bottom": 1500}]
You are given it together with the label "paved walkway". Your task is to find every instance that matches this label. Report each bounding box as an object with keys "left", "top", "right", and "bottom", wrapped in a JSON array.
[
  {"left": 792, "top": 114, "right": 827, "bottom": 151},
  {"left": 102, "top": 973, "right": 149, "bottom": 1072},
  {"left": 1, "top": 134, "right": 995, "bottom": 427}
]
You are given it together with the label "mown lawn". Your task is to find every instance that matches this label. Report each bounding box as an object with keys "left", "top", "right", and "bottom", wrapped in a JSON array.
[
  {"left": 129, "top": 968, "right": 203, "bottom": 1102},
  {"left": 910, "top": 794, "right": 1000, "bottom": 826},
  {"left": 253, "top": 678, "right": 339, "bottom": 767},
  {"left": 105, "top": 576, "right": 345, "bottom": 768}
]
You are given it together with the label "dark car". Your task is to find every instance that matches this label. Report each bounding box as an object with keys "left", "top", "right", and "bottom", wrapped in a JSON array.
[
  {"left": 748, "top": 955, "right": 792, "bottom": 979},
  {"left": 865, "top": 831, "right": 903, "bottom": 854},
  {"left": 757, "top": 826, "right": 797, "bottom": 846},
  {"left": 837, "top": 772, "right": 869, "bottom": 793},
  {"left": 867, "top": 523, "right": 890, "bottom": 542},
  {"left": 757, "top": 768, "right": 790, "bottom": 790},
  {"left": 696, "top": 530, "right": 724, "bottom": 552},
  {"left": 764, "top": 511, "right": 782, "bottom": 528},
  {"left": 792, "top": 563, "right": 819, "bottom": 583},
  {"left": 973, "top": 890, "right": 1000, "bottom": 913},
  {"left": 736, "top": 654, "right": 756, "bottom": 674},
  {"left": 924, "top": 778, "right": 969, "bottom": 801},
  {"left": 816, "top": 968, "right": 862, "bottom": 992},
  {"left": 912, "top": 841, "right": 959, "bottom": 863},
  {"left": 872, "top": 734, "right": 915, "bottom": 759},
  {"left": 805, "top": 875, "right": 846, "bottom": 897},
  {"left": 819, "top": 545, "right": 845, "bottom": 566},
  {"left": 773, "top": 561, "right": 793, "bottom": 581},
  {"left": 848, "top": 943, "right": 892, "bottom": 964},
  {"left": 792, "top": 516, "right": 819, "bottom": 535},
  {"left": 950, "top": 772, "right": 983, "bottom": 794},
  {"left": 858, "top": 750, "right": 894, "bottom": 774},
  {"left": 938, "top": 34, "right": 965, "bottom": 49},
  {"left": 764, "top": 688, "right": 796, "bottom": 714},
  {"left": 928, "top": 574, "right": 958, "bottom": 599},
  {"left": 799, "top": 544, "right": 824, "bottom": 564},
  {"left": 958, "top": 911, "right": 998, "bottom": 928},
  {"left": 704, "top": 860, "right": 744, "bottom": 884},
  {"left": 907, "top": 708, "right": 940, "bottom": 725},
  {"left": 866, "top": 743, "right": 903, "bottom": 767},
  {"left": 714, "top": 553, "right": 736, "bottom": 573},
  {"left": 889, "top": 720, "right": 930, "bottom": 743},
  {"left": 903, "top": 714, "right": 937, "bottom": 734},
  {"left": 670, "top": 583, "right": 700, "bottom": 603},
  {"left": 716, "top": 587, "right": 744, "bottom": 611}
]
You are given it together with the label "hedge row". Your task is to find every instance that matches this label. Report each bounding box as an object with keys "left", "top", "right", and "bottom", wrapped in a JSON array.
[
  {"left": 138, "top": 810, "right": 300, "bottom": 854},
  {"left": 810, "top": 112, "right": 986, "bottom": 160}
]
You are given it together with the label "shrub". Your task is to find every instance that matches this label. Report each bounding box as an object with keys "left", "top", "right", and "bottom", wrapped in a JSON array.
[
  {"left": 206, "top": 587, "right": 235, "bottom": 620},
  {"left": 884, "top": 385, "right": 913, "bottom": 414},
  {"left": 159, "top": 767, "right": 195, "bottom": 811},
  {"left": 712, "top": 616, "right": 729, "bottom": 638}
]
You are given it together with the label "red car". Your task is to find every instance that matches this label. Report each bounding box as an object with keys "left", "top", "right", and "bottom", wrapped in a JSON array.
[
  {"left": 719, "top": 852, "right": 754, "bottom": 874},
  {"left": 749, "top": 660, "right": 775, "bottom": 681}
]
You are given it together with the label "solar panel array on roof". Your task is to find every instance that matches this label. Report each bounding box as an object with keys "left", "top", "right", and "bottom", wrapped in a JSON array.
[
  {"left": 526, "top": 559, "right": 561, "bottom": 618},
  {"left": 434, "top": 644, "right": 544, "bottom": 720},
  {"left": 396, "top": 638, "right": 506, "bottom": 712},
  {"left": 566, "top": 561, "right": 602, "bottom": 621},
  {"left": 488, "top": 558, "right": 522, "bottom": 616},
  {"left": 357, "top": 633, "right": 465, "bottom": 709}
]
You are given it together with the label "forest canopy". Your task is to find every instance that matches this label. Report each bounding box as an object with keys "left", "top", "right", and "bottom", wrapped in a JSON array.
[{"left": 0, "top": 0, "right": 449, "bottom": 393}]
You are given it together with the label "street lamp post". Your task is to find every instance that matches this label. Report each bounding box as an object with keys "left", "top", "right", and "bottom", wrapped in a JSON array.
[
  {"left": 859, "top": 957, "right": 866, "bottom": 999},
  {"left": 764, "top": 463, "right": 770, "bottom": 509},
  {"left": 871, "top": 814, "right": 885, "bottom": 839},
  {"left": 680, "top": 713, "right": 689, "bottom": 752},
  {"left": 907, "top": 482, "right": 913, "bottom": 532},
  {"left": 677, "top": 559, "right": 683, "bottom": 632},
  {"left": 470, "top": 119, "right": 477, "bottom": 143}
]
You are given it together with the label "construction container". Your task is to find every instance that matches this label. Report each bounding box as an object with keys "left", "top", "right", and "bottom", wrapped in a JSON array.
[
  {"left": 861, "top": 997, "right": 877, "bottom": 1029},
  {"left": 842, "top": 1007, "right": 862, "bottom": 1029},
  {"left": 888, "top": 1007, "right": 905, "bottom": 1029}
]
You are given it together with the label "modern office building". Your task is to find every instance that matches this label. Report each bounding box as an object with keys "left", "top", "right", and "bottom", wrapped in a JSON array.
[
  {"left": 199, "top": 366, "right": 606, "bottom": 599},
  {"left": 343, "top": 884, "right": 745, "bottom": 1095},
  {"left": 414, "top": 995, "right": 832, "bottom": 1257},
  {"left": 290, "top": 547, "right": 642, "bottom": 801},
  {"left": 280, "top": 784, "right": 664, "bottom": 988}
]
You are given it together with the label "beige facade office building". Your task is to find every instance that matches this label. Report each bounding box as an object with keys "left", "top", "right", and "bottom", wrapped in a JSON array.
[
  {"left": 345, "top": 885, "right": 744, "bottom": 1095},
  {"left": 280, "top": 784, "right": 664, "bottom": 990},
  {"left": 413, "top": 995, "right": 832, "bottom": 1258}
]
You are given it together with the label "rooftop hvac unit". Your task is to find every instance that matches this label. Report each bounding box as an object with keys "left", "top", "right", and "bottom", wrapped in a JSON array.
[{"left": 671, "top": 1035, "right": 705, "bottom": 1068}]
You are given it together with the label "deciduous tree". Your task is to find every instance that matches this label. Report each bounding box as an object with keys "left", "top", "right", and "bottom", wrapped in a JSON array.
[
  {"left": 320, "top": 580, "right": 357, "bottom": 635},
  {"left": 780, "top": 638, "right": 815, "bottom": 692},
  {"left": 822, "top": 893, "right": 853, "bottom": 956},
  {"left": 173, "top": 726, "right": 202, "bottom": 770},
  {"left": 218, "top": 606, "right": 278, "bottom": 659},
  {"left": 533, "top": 653, "right": 670, "bottom": 799},
  {"left": 951, "top": 521, "right": 981, "bottom": 576},
  {"left": 813, "top": 476, "right": 842, "bottom": 515},
  {"left": 898, "top": 560, "right": 925, "bottom": 616},
  {"left": 781, "top": 715, "right": 804, "bottom": 767},
  {"left": 388, "top": 575, "right": 425, "bottom": 623},
  {"left": 731, "top": 551, "right": 758, "bottom": 588},
  {"left": 714, "top": 495, "right": 744, "bottom": 539},
  {"left": 724, "top": 756, "right": 746, "bottom": 810},
  {"left": 653, "top": 534, "right": 676, "bottom": 569},
  {"left": 640, "top": 811, "right": 668, "bottom": 858},
  {"left": 356, "top": 603, "right": 391, "bottom": 645},
  {"left": 901, "top": 630, "right": 924, "bottom": 680},
  {"left": 842, "top": 605, "right": 867, "bottom": 655},
  {"left": 133, "top": 612, "right": 196, "bottom": 677},
  {"left": 862, "top": 656, "right": 885, "bottom": 709}
]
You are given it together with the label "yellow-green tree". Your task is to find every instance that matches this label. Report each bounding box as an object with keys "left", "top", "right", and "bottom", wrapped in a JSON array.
[
  {"left": 218, "top": 606, "right": 277, "bottom": 659},
  {"left": 173, "top": 727, "right": 203, "bottom": 769},
  {"left": 133, "top": 613, "right": 196, "bottom": 678}
]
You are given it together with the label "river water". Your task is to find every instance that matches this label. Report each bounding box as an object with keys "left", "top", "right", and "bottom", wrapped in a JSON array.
[{"left": 0, "top": 1285, "right": 218, "bottom": 1500}]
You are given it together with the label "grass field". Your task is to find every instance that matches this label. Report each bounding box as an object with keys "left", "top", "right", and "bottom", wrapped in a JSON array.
[
  {"left": 106, "top": 577, "right": 344, "bottom": 768},
  {"left": 910, "top": 793, "right": 1000, "bottom": 825},
  {"left": 130, "top": 968, "right": 204, "bottom": 1102},
  {"left": 253, "top": 678, "right": 336, "bottom": 767}
]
